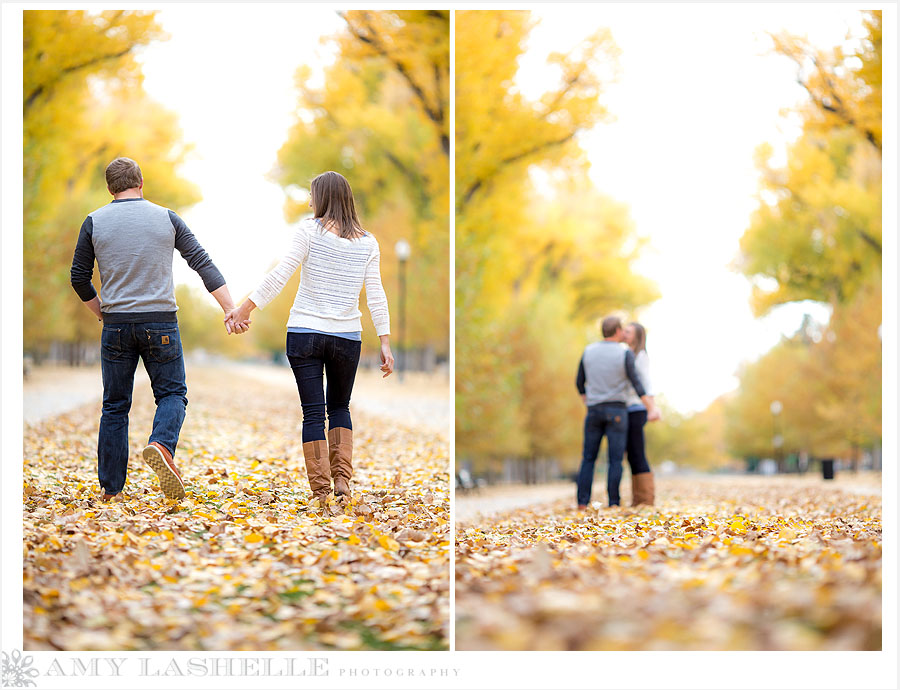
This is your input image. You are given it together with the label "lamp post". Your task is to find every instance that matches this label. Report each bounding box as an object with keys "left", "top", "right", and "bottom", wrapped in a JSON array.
[
  {"left": 770, "top": 400, "right": 783, "bottom": 473},
  {"left": 395, "top": 239, "right": 411, "bottom": 382}
]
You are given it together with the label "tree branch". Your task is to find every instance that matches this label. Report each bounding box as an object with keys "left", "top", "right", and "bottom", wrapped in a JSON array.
[
  {"left": 340, "top": 11, "right": 447, "bottom": 152},
  {"left": 459, "top": 132, "right": 576, "bottom": 210},
  {"left": 24, "top": 46, "right": 133, "bottom": 112}
]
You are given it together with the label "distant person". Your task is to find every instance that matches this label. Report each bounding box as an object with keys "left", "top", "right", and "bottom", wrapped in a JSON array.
[
  {"left": 70, "top": 157, "right": 243, "bottom": 502},
  {"left": 623, "top": 321, "right": 658, "bottom": 506},
  {"left": 225, "top": 171, "right": 394, "bottom": 509},
  {"left": 575, "top": 315, "right": 659, "bottom": 509}
]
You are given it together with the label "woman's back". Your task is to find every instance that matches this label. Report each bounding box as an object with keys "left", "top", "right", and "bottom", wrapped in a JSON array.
[
  {"left": 249, "top": 217, "right": 390, "bottom": 336},
  {"left": 295, "top": 220, "right": 378, "bottom": 322}
]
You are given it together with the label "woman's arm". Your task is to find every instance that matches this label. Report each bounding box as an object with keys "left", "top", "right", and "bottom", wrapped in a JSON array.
[
  {"left": 635, "top": 350, "right": 653, "bottom": 397},
  {"left": 364, "top": 241, "right": 391, "bottom": 337},
  {"left": 224, "top": 224, "right": 310, "bottom": 333},
  {"left": 247, "top": 224, "right": 311, "bottom": 311},
  {"left": 365, "top": 241, "right": 393, "bottom": 377},
  {"left": 636, "top": 351, "right": 661, "bottom": 421}
]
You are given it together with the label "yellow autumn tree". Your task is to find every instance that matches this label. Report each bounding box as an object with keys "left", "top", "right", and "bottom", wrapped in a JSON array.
[
  {"left": 738, "top": 9, "right": 881, "bottom": 315},
  {"left": 725, "top": 10, "right": 881, "bottom": 470},
  {"left": 455, "top": 11, "right": 658, "bottom": 475},
  {"left": 260, "top": 10, "right": 449, "bottom": 359},
  {"left": 24, "top": 10, "right": 199, "bottom": 356}
]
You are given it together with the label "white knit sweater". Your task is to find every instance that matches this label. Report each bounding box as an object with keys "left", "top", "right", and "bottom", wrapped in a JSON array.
[
  {"left": 248, "top": 219, "right": 391, "bottom": 336},
  {"left": 624, "top": 348, "right": 653, "bottom": 407}
]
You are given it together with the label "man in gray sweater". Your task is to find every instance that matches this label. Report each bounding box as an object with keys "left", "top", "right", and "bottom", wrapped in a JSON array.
[
  {"left": 70, "top": 157, "right": 244, "bottom": 501},
  {"left": 576, "top": 315, "right": 659, "bottom": 508}
]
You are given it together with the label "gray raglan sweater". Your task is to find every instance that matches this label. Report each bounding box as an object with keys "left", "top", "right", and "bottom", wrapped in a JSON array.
[
  {"left": 576, "top": 340, "right": 647, "bottom": 406},
  {"left": 70, "top": 198, "right": 225, "bottom": 323}
]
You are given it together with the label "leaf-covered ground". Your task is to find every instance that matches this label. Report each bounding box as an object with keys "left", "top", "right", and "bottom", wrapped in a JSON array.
[
  {"left": 456, "top": 476, "right": 881, "bottom": 650},
  {"left": 23, "top": 367, "right": 449, "bottom": 651}
]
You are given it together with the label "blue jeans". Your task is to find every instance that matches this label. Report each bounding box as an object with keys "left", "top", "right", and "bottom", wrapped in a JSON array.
[
  {"left": 286, "top": 332, "right": 361, "bottom": 443},
  {"left": 577, "top": 403, "right": 628, "bottom": 506},
  {"left": 98, "top": 321, "right": 188, "bottom": 494}
]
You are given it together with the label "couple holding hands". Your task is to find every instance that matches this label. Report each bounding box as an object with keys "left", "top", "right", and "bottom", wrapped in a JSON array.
[{"left": 70, "top": 157, "right": 392, "bottom": 508}]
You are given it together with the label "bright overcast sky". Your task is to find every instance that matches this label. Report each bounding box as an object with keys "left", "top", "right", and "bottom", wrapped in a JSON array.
[
  {"left": 137, "top": 6, "right": 345, "bottom": 300},
  {"left": 523, "top": 5, "right": 867, "bottom": 412}
]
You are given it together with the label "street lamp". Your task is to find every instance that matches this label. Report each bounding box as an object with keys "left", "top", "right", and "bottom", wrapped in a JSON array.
[
  {"left": 770, "top": 400, "right": 783, "bottom": 473},
  {"left": 395, "top": 239, "right": 411, "bottom": 382}
]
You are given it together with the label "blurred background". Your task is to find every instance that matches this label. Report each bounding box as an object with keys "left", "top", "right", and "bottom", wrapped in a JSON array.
[
  {"left": 455, "top": 8, "right": 882, "bottom": 487},
  {"left": 23, "top": 8, "right": 449, "bottom": 377}
]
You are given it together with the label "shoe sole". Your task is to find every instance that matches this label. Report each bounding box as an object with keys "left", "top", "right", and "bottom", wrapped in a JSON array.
[{"left": 142, "top": 445, "right": 186, "bottom": 500}]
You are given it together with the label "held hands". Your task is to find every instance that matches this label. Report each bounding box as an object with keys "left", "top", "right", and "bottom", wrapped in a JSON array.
[
  {"left": 380, "top": 342, "right": 395, "bottom": 378},
  {"left": 223, "top": 303, "right": 252, "bottom": 335},
  {"left": 647, "top": 407, "right": 662, "bottom": 422}
]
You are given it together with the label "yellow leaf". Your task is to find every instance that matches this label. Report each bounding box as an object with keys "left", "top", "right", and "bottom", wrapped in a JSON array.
[
  {"left": 245, "top": 533, "right": 264, "bottom": 543},
  {"left": 375, "top": 599, "right": 391, "bottom": 611},
  {"left": 378, "top": 535, "right": 400, "bottom": 551},
  {"left": 730, "top": 545, "right": 754, "bottom": 556},
  {"left": 729, "top": 517, "right": 747, "bottom": 533}
]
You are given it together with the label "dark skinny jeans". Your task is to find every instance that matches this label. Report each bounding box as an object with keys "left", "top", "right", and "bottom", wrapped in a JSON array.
[
  {"left": 626, "top": 408, "right": 652, "bottom": 475},
  {"left": 286, "top": 332, "right": 361, "bottom": 443}
]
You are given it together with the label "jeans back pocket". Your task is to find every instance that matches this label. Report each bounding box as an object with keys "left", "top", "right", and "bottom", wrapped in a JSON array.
[
  {"left": 286, "top": 332, "right": 317, "bottom": 359},
  {"left": 101, "top": 326, "right": 124, "bottom": 361},
  {"left": 146, "top": 327, "right": 182, "bottom": 363}
]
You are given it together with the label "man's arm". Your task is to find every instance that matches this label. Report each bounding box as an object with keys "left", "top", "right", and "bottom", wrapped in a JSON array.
[
  {"left": 170, "top": 210, "right": 226, "bottom": 294},
  {"left": 576, "top": 356, "right": 587, "bottom": 405},
  {"left": 82, "top": 296, "right": 102, "bottom": 320},
  {"left": 70, "top": 217, "right": 102, "bottom": 321},
  {"left": 169, "top": 211, "right": 247, "bottom": 332}
]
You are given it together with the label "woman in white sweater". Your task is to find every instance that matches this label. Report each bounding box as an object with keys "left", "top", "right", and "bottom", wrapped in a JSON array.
[
  {"left": 226, "top": 171, "right": 393, "bottom": 506},
  {"left": 623, "top": 321, "right": 656, "bottom": 506}
]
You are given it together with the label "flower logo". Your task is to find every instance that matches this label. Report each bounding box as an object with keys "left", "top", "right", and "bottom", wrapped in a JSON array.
[{"left": 1, "top": 650, "right": 39, "bottom": 688}]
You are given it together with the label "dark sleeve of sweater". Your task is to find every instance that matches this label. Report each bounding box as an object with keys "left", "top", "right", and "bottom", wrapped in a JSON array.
[
  {"left": 576, "top": 356, "right": 586, "bottom": 394},
  {"left": 70, "top": 216, "right": 97, "bottom": 302},
  {"left": 624, "top": 349, "right": 647, "bottom": 398},
  {"left": 169, "top": 210, "right": 226, "bottom": 292}
]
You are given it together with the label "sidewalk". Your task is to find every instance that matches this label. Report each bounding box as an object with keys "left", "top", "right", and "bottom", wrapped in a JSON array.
[
  {"left": 456, "top": 482, "right": 573, "bottom": 522},
  {"left": 23, "top": 361, "right": 450, "bottom": 436},
  {"left": 23, "top": 365, "right": 109, "bottom": 425},
  {"left": 456, "top": 472, "right": 882, "bottom": 523}
]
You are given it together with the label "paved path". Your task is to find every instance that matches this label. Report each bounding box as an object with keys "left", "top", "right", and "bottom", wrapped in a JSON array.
[
  {"left": 228, "top": 362, "right": 450, "bottom": 434},
  {"left": 456, "top": 482, "right": 573, "bottom": 522},
  {"left": 23, "top": 361, "right": 449, "bottom": 436},
  {"left": 455, "top": 473, "right": 882, "bottom": 523},
  {"left": 23, "top": 365, "right": 112, "bottom": 425}
]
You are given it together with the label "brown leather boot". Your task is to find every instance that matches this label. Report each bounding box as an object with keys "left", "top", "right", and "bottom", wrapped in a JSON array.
[
  {"left": 302, "top": 439, "right": 331, "bottom": 503},
  {"left": 328, "top": 427, "right": 353, "bottom": 498},
  {"left": 632, "top": 471, "right": 655, "bottom": 506}
]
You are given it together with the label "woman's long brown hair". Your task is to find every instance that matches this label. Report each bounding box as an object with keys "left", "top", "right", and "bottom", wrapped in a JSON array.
[
  {"left": 629, "top": 321, "right": 647, "bottom": 355},
  {"left": 310, "top": 171, "right": 365, "bottom": 239}
]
